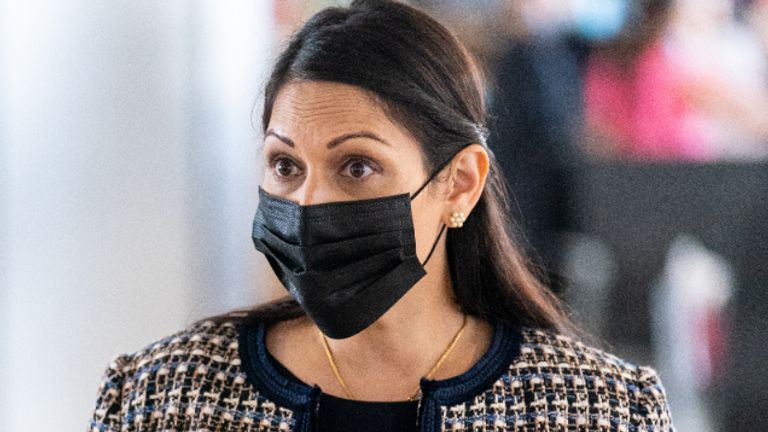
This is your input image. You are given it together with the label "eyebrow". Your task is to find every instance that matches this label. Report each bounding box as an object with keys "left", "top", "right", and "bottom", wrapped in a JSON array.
[{"left": 265, "top": 129, "right": 391, "bottom": 149}]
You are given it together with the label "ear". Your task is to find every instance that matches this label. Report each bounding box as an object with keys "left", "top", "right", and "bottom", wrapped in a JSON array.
[{"left": 443, "top": 144, "right": 489, "bottom": 226}]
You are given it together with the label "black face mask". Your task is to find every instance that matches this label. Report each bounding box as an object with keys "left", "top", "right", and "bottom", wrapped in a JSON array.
[{"left": 251, "top": 162, "right": 451, "bottom": 339}]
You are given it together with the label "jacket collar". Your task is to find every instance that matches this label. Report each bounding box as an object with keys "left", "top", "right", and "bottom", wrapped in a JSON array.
[{"left": 237, "top": 318, "right": 523, "bottom": 411}]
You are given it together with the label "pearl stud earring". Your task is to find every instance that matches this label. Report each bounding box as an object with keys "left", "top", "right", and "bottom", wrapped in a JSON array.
[{"left": 449, "top": 211, "right": 465, "bottom": 228}]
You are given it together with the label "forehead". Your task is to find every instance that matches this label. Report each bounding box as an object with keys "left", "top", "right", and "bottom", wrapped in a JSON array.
[{"left": 267, "top": 80, "right": 415, "bottom": 144}]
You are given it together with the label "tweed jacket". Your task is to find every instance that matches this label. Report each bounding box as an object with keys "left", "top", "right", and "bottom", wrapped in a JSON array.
[{"left": 88, "top": 312, "right": 675, "bottom": 431}]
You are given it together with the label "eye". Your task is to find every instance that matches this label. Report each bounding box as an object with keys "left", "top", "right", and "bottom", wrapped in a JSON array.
[
  {"left": 269, "top": 156, "right": 302, "bottom": 179},
  {"left": 341, "top": 158, "right": 377, "bottom": 180}
]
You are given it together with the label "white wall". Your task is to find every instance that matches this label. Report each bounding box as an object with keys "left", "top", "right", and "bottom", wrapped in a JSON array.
[
  {"left": 185, "top": 1, "right": 281, "bottom": 320},
  {"left": 0, "top": 1, "right": 277, "bottom": 430}
]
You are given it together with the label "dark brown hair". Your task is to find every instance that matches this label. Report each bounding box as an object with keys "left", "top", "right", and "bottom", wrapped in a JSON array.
[{"left": 212, "top": 0, "right": 580, "bottom": 337}]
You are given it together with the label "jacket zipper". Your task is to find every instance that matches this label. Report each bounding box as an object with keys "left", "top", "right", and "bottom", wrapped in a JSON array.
[
  {"left": 303, "top": 385, "right": 322, "bottom": 432},
  {"left": 312, "top": 397, "right": 320, "bottom": 432},
  {"left": 417, "top": 384, "right": 436, "bottom": 432}
]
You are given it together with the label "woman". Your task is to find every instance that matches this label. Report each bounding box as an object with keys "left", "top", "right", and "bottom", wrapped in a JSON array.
[{"left": 88, "top": 1, "right": 675, "bottom": 430}]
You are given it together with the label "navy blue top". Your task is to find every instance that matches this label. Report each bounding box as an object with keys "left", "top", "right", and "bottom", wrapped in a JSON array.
[
  {"left": 264, "top": 346, "right": 419, "bottom": 431},
  {"left": 316, "top": 393, "right": 418, "bottom": 432},
  {"left": 237, "top": 319, "right": 523, "bottom": 432}
]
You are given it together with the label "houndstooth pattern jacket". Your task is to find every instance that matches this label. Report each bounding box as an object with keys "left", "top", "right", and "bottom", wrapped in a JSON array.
[{"left": 88, "top": 312, "right": 675, "bottom": 431}]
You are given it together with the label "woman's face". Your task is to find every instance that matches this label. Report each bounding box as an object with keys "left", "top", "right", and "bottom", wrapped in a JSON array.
[{"left": 262, "top": 80, "right": 449, "bottom": 261}]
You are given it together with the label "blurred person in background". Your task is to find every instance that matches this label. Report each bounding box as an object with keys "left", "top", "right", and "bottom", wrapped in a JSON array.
[
  {"left": 87, "top": 1, "right": 675, "bottom": 431},
  {"left": 582, "top": 0, "right": 713, "bottom": 160},
  {"left": 584, "top": 0, "right": 768, "bottom": 161}
]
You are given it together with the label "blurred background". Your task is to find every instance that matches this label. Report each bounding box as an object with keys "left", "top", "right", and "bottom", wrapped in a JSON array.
[{"left": 1, "top": 0, "right": 766, "bottom": 430}]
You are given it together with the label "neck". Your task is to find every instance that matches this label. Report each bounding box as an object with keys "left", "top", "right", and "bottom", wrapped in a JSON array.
[
  {"left": 321, "top": 249, "right": 468, "bottom": 384},
  {"left": 303, "top": 242, "right": 495, "bottom": 401}
]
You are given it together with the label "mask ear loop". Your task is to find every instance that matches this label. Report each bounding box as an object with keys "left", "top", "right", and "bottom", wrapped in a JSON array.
[
  {"left": 410, "top": 147, "right": 467, "bottom": 267},
  {"left": 409, "top": 145, "right": 467, "bottom": 202},
  {"left": 421, "top": 223, "right": 447, "bottom": 267}
]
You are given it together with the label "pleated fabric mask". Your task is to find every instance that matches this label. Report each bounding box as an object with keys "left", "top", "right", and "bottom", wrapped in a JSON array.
[{"left": 251, "top": 158, "right": 452, "bottom": 339}]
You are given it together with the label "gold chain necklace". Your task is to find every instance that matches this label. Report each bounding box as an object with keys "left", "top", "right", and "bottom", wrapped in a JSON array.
[{"left": 319, "top": 314, "right": 468, "bottom": 402}]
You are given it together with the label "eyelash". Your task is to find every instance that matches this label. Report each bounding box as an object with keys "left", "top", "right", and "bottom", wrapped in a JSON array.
[
  {"left": 266, "top": 153, "right": 381, "bottom": 182},
  {"left": 266, "top": 154, "right": 300, "bottom": 180}
]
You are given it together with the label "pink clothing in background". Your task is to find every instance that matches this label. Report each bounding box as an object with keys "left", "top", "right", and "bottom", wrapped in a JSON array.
[{"left": 584, "top": 40, "right": 712, "bottom": 161}]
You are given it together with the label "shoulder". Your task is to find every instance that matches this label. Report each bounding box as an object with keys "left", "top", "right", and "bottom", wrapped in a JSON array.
[
  {"left": 442, "top": 324, "right": 675, "bottom": 431},
  {"left": 515, "top": 326, "right": 673, "bottom": 429},
  {"left": 516, "top": 325, "right": 658, "bottom": 379},
  {"left": 89, "top": 311, "right": 275, "bottom": 430},
  {"left": 108, "top": 311, "right": 248, "bottom": 376}
]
